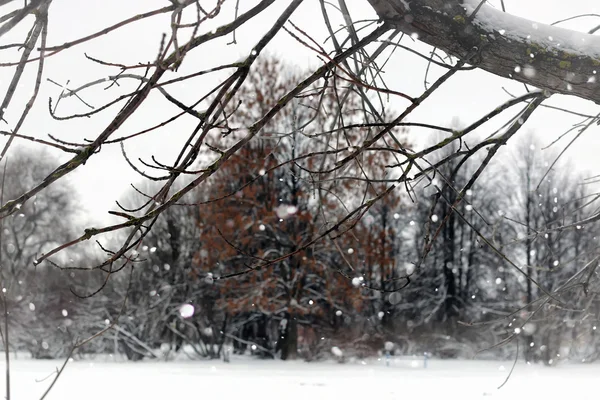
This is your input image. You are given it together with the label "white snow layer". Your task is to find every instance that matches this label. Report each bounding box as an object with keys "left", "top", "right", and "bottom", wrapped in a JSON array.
[
  {"left": 462, "top": 0, "right": 600, "bottom": 60},
  {"left": 3, "top": 357, "right": 600, "bottom": 399},
  {"left": 399, "top": 0, "right": 411, "bottom": 11}
]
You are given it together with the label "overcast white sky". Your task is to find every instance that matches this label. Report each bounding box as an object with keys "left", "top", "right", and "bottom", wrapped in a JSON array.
[{"left": 1, "top": 0, "right": 599, "bottom": 228}]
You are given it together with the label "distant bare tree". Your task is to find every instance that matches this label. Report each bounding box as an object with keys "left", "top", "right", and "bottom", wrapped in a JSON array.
[{"left": 0, "top": 149, "right": 79, "bottom": 359}]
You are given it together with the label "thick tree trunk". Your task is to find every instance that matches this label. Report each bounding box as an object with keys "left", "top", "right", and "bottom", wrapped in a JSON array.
[{"left": 366, "top": 0, "right": 600, "bottom": 104}]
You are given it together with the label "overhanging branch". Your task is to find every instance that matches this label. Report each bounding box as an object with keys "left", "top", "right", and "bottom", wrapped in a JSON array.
[{"left": 366, "top": 0, "right": 600, "bottom": 104}]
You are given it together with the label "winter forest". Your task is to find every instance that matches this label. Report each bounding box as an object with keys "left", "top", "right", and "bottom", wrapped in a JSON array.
[{"left": 0, "top": 0, "right": 600, "bottom": 399}]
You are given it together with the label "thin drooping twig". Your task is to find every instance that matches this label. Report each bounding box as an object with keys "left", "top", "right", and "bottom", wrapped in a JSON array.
[
  {"left": 227, "top": 0, "right": 241, "bottom": 45},
  {"left": 0, "top": 131, "right": 79, "bottom": 153},
  {"left": 497, "top": 337, "right": 518, "bottom": 389},
  {"left": 38, "top": 346, "right": 74, "bottom": 400},
  {"left": 536, "top": 112, "right": 600, "bottom": 190}
]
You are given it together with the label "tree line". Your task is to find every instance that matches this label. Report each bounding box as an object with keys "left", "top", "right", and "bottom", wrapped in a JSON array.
[{"left": 3, "top": 58, "right": 599, "bottom": 366}]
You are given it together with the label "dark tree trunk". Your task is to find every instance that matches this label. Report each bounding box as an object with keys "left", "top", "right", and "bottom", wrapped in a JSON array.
[
  {"left": 277, "top": 312, "right": 298, "bottom": 360},
  {"left": 441, "top": 188, "right": 459, "bottom": 321},
  {"left": 524, "top": 171, "right": 535, "bottom": 362}
]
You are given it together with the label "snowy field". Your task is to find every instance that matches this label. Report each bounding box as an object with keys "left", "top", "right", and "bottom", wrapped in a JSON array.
[{"left": 1, "top": 356, "right": 599, "bottom": 399}]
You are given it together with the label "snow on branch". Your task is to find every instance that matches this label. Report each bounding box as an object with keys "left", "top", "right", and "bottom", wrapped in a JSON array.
[{"left": 367, "top": 0, "right": 600, "bottom": 104}]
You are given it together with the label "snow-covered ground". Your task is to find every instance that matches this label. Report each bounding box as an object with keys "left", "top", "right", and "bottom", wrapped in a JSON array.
[{"left": 1, "top": 356, "right": 598, "bottom": 399}]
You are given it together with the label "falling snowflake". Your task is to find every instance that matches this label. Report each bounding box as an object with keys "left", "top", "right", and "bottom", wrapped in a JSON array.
[
  {"left": 179, "top": 304, "right": 195, "bottom": 319},
  {"left": 388, "top": 292, "right": 402, "bottom": 305},
  {"left": 331, "top": 346, "right": 343, "bottom": 357},
  {"left": 523, "top": 323, "right": 537, "bottom": 335},
  {"left": 275, "top": 204, "right": 298, "bottom": 219}
]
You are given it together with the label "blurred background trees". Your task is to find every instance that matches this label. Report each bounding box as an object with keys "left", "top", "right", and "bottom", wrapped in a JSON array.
[
  {"left": 0, "top": 149, "right": 82, "bottom": 358},
  {"left": 1, "top": 56, "right": 598, "bottom": 367}
]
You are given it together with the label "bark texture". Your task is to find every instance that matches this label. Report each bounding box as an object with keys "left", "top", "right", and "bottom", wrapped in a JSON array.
[{"left": 366, "top": 0, "right": 600, "bottom": 104}]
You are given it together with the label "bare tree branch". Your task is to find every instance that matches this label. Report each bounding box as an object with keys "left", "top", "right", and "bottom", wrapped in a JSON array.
[{"left": 367, "top": 0, "right": 600, "bottom": 103}]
